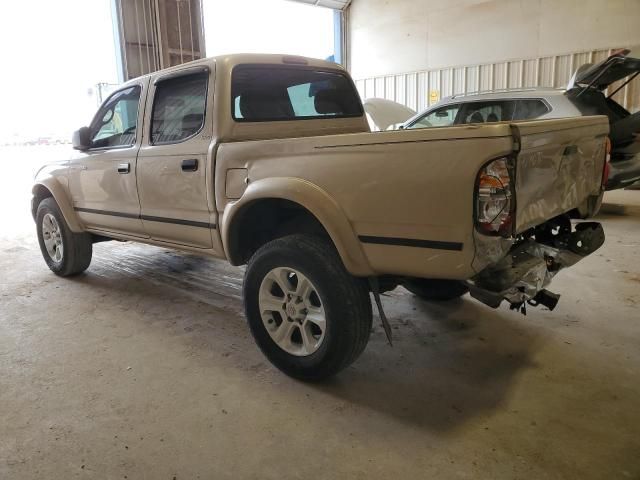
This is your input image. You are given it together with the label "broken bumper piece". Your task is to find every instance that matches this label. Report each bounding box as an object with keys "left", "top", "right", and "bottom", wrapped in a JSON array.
[{"left": 467, "top": 222, "right": 605, "bottom": 312}]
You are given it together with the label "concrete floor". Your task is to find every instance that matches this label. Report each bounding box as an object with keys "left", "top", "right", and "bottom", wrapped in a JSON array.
[{"left": 1, "top": 147, "right": 639, "bottom": 479}]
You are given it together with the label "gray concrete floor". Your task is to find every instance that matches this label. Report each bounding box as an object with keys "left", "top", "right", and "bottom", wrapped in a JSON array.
[{"left": 1, "top": 147, "right": 639, "bottom": 479}]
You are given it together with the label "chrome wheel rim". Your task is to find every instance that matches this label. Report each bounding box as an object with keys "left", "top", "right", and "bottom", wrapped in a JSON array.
[
  {"left": 42, "top": 213, "right": 63, "bottom": 263},
  {"left": 258, "top": 267, "right": 326, "bottom": 356}
]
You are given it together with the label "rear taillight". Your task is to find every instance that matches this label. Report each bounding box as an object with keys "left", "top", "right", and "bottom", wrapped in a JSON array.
[
  {"left": 602, "top": 137, "right": 611, "bottom": 188},
  {"left": 476, "top": 157, "right": 513, "bottom": 236}
]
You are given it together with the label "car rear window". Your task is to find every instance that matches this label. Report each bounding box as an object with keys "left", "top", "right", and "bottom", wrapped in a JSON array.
[
  {"left": 231, "top": 65, "right": 363, "bottom": 122},
  {"left": 459, "top": 101, "right": 516, "bottom": 124},
  {"left": 513, "top": 99, "right": 550, "bottom": 120}
]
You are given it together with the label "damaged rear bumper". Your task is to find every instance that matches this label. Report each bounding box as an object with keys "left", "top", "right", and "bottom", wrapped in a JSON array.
[{"left": 467, "top": 222, "right": 605, "bottom": 311}]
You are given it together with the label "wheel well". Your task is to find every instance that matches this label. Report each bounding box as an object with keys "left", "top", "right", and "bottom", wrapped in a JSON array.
[
  {"left": 228, "top": 199, "right": 331, "bottom": 265},
  {"left": 32, "top": 185, "right": 53, "bottom": 219}
]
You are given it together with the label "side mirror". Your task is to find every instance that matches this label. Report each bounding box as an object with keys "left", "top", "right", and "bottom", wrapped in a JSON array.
[{"left": 72, "top": 127, "right": 91, "bottom": 150}]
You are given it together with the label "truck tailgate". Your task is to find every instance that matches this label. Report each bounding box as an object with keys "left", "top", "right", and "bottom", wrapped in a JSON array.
[{"left": 512, "top": 116, "right": 609, "bottom": 233}]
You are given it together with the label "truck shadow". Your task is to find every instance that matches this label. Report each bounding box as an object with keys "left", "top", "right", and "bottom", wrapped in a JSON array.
[
  {"left": 313, "top": 294, "right": 542, "bottom": 432},
  {"left": 75, "top": 242, "right": 541, "bottom": 433}
]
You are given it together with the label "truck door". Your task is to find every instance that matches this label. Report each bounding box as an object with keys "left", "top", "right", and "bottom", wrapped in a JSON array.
[
  {"left": 137, "top": 66, "right": 218, "bottom": 250},
  {"left": 68, "top": 83, "right": 148, "bottom": 237}
]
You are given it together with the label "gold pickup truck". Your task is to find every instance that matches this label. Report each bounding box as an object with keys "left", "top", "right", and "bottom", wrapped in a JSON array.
[{"left": 32, "top": 54, "right": 609, "bottom": 380}]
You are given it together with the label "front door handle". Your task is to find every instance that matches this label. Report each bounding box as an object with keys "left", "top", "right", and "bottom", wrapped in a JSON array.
[
  {"left": 117, "top": 163, "right": 130, "bottom": 174},
  {"left": 181, "top": 158, "right": 198, "bottom": 172}
]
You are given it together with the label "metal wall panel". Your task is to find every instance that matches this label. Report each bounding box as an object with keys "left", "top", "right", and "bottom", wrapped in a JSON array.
[{"left": 355, "top": 47, "right": 640, "bottom": 114}]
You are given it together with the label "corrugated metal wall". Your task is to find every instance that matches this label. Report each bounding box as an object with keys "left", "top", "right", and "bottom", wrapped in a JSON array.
[{"left": 355, "top": 48, "right": 640, "bottom": 114}]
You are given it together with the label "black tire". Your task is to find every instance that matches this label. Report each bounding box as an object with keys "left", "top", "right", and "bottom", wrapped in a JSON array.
[
  {"left": 403, "top": 278, "right": 468, "bottom": 301},
  {"left": 243, "top": 234, "right": 372, "bottom": 381},
  {"left": 36, "top": 197, "right": 92, "bottom": 276}
]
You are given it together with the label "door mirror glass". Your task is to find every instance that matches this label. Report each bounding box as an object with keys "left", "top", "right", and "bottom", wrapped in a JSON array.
[{"left": 72, "top": 127, "right": 91, "bottom": 150}]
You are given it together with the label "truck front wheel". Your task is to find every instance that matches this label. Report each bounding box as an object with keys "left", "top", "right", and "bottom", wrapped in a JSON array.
[
  {"left": 403, "top": 278, "right": 468, "bottom": 301},
  {"left": 36, "top": 197, "right": 92, "bottom": 276},
  {"left": 243, "top": 234, "right": 372, "bottom": 381}
]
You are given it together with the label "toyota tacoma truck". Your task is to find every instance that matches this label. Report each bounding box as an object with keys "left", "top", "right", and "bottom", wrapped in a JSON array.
[{"left": 32, "top": 54, "right": 609, "bottom": 380}]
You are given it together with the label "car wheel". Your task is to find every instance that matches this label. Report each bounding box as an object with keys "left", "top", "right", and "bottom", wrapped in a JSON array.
[
  {"left": 36, "top": 197, "right": 92, "bottom": 276},
  {"left": 243, "top": 234, "right": 372, "bottom": 381},
  {"left": 403, "top": 278, "right": 468, "bottom": 301}
]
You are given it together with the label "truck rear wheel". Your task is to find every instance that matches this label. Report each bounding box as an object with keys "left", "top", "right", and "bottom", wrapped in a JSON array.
[
  {"left": 36, "top": 197, "right": 92, "bottom": 276},
  {"left": 403, "top": 278, "right": 468, "bottom": 301},
  {"left": 243, "top": 234, "right": 372, "bottom": 381}
]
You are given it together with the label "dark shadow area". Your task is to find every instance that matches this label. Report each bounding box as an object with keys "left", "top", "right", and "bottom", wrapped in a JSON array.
[
  {"left": 599, "top": 202, "right": 640, "bottom": 217},
  {"left": 314, "top": 293, "right": 541, "bottom": 432}
]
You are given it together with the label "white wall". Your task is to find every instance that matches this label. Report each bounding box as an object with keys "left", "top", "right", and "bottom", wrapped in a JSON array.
[{"left": 348, "top": 0, "right": 640, "bottom": 79}]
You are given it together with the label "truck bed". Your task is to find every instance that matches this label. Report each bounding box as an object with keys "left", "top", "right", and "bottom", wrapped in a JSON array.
[{"left": 215, "top": 116, "right": 609, "bottom": 280}]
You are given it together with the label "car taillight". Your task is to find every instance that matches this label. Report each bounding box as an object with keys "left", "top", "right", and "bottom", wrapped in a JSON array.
[
  {"left": 602, "top": 137, "right": 611, "bottom": 188},
  {"left": 476, "top": 157, "right": 513, "bottom": 236}
]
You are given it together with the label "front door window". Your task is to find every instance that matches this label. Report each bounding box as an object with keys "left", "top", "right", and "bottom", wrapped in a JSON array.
[{"left": 90, "top": 86, "right": 141, "bottom": 149}]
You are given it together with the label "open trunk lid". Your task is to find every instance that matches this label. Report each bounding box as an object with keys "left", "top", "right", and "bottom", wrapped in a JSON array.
[
  {"left": 567, "top": 47, "right": 640, "bottom": 91},
  {"left": 512, "top": 116, "right": 610, "bottom": 234}
]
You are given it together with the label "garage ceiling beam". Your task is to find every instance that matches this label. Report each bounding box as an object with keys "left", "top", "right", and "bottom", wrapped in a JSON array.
[
  {"left": 286, "top": 0, "right": 351, "bottom": 10},
  {"left": 112, "top": 0, "right": 206, "bottom": 81}
]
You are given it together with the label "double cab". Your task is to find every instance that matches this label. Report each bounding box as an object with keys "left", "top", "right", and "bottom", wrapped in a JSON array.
[{"left": 33, "top": 54, "right": 609, "bottom": 379}]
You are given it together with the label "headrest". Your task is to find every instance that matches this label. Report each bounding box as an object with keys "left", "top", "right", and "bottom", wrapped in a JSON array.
[
  {"left": 469, "top": 111, "right": 484, "bottom": 123},
  {"left": 486, "top": 112, "right": 499, "bottom": 122},
  {"left": 314, "top": 89, "right": 344, "bottom": 115},
  {"left": 182, "top": 113, "right": 203, "bottom": 129},
  {"left": 240, "top": 90, "right": 294, "bottom": 120}
]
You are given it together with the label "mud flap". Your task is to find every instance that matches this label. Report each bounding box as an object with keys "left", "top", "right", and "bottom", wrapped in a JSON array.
[{"left": 369, "top": 277, "right": 393, "bottom": 346}]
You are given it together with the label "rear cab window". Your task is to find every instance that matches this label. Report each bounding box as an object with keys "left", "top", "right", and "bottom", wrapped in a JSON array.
[{"left": 231, "top": 65, "right": 363, "bottom": 122}]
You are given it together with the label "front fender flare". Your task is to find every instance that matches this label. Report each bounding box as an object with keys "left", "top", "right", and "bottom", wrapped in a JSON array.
[
  {"left": 32, "top": 178, "right": 84, "bottom": 232},
  {"left": 221, "top": 177, "right": 374, "bottom": 277}
]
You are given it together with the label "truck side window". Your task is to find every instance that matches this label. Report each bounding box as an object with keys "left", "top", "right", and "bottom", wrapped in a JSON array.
[
  {"left": 407, "top": 104, "right": 460, "bottom": 129},
  {"left": 513, "top": 99, "right": 550, "bottom": 120},
  {"left": 151, "top": 72, "right": 208, "bottom": 145},
  {"left": 459, "top": 101, "right": 516, "bottom": 124},
  {"left": 231, "top": 66, "right": 363, "bottom": 122},
  {"left": 90, "top": 86, "right": 141, "bottom": 149}
]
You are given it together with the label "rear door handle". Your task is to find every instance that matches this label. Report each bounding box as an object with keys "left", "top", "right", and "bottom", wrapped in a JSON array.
[
  {"left": 117, "top": 163, "right": 130, "bottom": 174},
  {"left": 181, "top": 158, "right": 198, "bottom": 172}
]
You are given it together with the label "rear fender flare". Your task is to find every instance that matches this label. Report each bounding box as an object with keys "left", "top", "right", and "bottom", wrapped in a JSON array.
[{"left": 221, "top": 177, "right": 374, "bottom": 277}]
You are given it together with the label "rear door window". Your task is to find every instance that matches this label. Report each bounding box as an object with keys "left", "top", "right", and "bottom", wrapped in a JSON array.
[
  {"left": 458, "top": 101, "right": 516, "bottom": 124},
  {"left": 513, "top": 99, "right": 550, "bottom": 120},
  {"left": 406, "top": 104, "right": 461, "bottom": 129},
  {"left": 232, "top": 66, "right": 363, "bottom": 122},
  {"left": 151, "top": 71, "right": 208, "bottom": 145}
]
